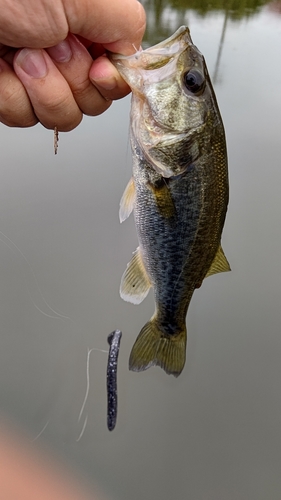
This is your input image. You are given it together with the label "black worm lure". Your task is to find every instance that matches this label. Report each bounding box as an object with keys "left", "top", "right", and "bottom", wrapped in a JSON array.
[{"left": 107, "top": 330, "right": 122, "bottom": 431}]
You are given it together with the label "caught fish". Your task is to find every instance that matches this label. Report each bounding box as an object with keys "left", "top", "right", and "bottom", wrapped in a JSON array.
[{"left": 110, "top": 26, "right": 230, "bottom": 377}]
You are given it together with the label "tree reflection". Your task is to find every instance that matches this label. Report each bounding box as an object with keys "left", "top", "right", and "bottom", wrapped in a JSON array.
[
  {"left": 142, "top": 0, "right": 271, "bottom": 45},
  {"left": 169, "top": 0, "right": 269, "bottom": 19}
]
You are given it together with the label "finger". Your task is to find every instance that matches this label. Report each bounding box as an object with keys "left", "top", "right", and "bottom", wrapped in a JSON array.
[
  {"left": 0, "top": 58, "right": 37, "bottom": 127},
  {"left": 66, "top": 0, "right": 146, "bottom": 55},
  {"left": 46, "top": 34, "right": 112, "bottom": 116},
  {"left": 14, "top": 48, "right": 82, "bottom": 132},
  {"left": 0, "top": 0, "right": 146, "bottom": 54},
  {"left": 0, "top": 1, "right": 68, "bottom": 47},
  {"left": 89, "top": 56, "right": 131, "bottom": 101}
]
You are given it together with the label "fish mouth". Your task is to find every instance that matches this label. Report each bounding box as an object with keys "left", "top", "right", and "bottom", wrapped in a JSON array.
[
  {"left": 109, "top": 26, "right": 193, "bottom": 84},
  {"left": 109, "top": 27, "right": 203, "bottom": 178},
  {"left": 110, "top": 25, "right": 191, "bottom": 60}
]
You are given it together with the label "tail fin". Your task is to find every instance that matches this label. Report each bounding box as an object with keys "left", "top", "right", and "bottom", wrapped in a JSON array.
[{"left": 129, "top": 318, "right": 187, "bottom": 377}]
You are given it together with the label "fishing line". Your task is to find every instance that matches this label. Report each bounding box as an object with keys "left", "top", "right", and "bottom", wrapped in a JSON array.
[
  {"left": 78, "top": 347, "right": 108, "bottom": 422},
  {"left": 76, "top": 347, "right": 108, "bottom": 440},
  {"left": 32, "top": 420, "right": 49, "bottom": 442},
  {"left": 26, "top": 288, "right": 68, "bottom": 320},
  {"left": 76, "top": 415, "right": 88, "bottom": 442}
]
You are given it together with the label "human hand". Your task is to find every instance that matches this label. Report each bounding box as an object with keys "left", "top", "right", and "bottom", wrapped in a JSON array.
[
  {"left": 0, "top": 0, "right": 146, "bottom": 131},
  {"left": 0, "top": 423, "right": 103, "bottom": 500}
]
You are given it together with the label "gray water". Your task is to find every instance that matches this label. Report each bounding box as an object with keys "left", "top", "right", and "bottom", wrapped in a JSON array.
[{"left": 1, "top": 3, "right": 281, "bottom": 499}]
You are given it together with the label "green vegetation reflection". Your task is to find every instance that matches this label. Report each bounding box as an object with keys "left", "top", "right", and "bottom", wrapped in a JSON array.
[
  {"left": 169, "top": 0, "right": 269, "bottom": 18},
  {"left": 142, "top": 0, "right": 272, "bottom": 45}
]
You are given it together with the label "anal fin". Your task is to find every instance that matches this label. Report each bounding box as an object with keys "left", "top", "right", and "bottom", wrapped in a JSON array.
[
  {"left": 205, "top": 244, "right": 231, "bottom": 278},
  {"left": 120, "top": 247, "right": 151, "bottom": 304}
]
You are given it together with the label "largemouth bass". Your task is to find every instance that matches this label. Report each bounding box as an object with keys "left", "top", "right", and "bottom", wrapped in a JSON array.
[{"left": 111, "top": 26, "right": 230, "bottom": 377}]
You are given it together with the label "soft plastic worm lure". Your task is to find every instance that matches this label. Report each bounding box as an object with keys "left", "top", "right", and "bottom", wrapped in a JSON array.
[{"left": 107, "top": 330, "right": 122, "bottom": 431}]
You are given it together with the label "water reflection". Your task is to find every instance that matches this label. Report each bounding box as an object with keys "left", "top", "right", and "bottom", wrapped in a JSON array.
[
  {"left": 142, "top": 0, "right": 272, "bottom": 45},
  {"left": 212, "top": 9, "right": 229, "bottom": 83}
]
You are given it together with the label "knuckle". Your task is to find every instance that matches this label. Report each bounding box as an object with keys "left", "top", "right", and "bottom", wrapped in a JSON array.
[
  {"left": 70, "top": 75, "right": 91, "bottom": 98},
  {"left": 0, "top": 79, "right": 37, "bottom": 127},
  {"left": 39, "top": 90, "right": 72, "bottom": 114},
  {"left": 89, "top": 99, "right": 112, "bottom": 117},
  {"left": 0, "top": 113, "right": 38, "bottom": 128},
  {"left": 40, "top": 104, "right": 83, "bottom": 132},
  {"left": 17, "top": 84, "right": 82, "bottom": 131},
  {"left": 76, "top": 88, "right": 113, "bottom": 116},
  {"left": 45, "top": 115, "right": 82, "bottom": 132}
]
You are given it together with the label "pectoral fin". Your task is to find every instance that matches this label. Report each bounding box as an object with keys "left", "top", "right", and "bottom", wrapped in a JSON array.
[
  {"left": 147, "top": 177, "right": 175, "bottom": 218},
  {"left": 120, "top": 247, "right": 151, "bottom": 304},
  {"left": 119, "top": 177, "right": 136, "bottom": 223},
  {"left": 205, "top": 244, "right": 231, "bottom": 278}
]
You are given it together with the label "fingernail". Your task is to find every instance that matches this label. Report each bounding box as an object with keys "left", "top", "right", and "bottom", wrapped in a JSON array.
[
  {"left": 92, "top": 76, "right": 117, "bottom": 91},
  {"left": 47, "top": 39, "right": 72, "bottom": 63},
  {"left": 16, "top": 49, "right": 47, "bottom": 78}
]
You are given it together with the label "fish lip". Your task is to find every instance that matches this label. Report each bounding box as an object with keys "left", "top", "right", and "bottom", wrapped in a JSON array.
[{"left": 109, "top": 26, "right": 192, "bottom": 64}]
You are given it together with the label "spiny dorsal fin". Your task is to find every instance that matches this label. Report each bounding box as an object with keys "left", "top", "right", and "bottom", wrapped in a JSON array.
[
  {"left": 120, "top": 247, "right": 151, "bottom": 304},
  {"left": 205, "top": 244, "right": 231, "bottom": 278},
  {"left": 119, "top": 177, "right": 136, "bottom": 223}
]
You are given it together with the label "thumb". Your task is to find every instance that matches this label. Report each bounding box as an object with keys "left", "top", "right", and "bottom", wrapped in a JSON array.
[{"left": 65, "top": 0, "right": 146, "bottom": 55}]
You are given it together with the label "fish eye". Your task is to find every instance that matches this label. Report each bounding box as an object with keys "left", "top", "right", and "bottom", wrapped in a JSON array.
[{"left": 183, "top": 69, "right": 205, "bottom": 94}]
